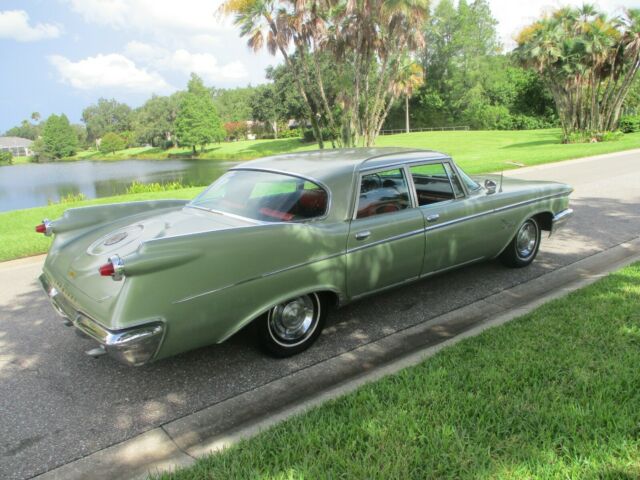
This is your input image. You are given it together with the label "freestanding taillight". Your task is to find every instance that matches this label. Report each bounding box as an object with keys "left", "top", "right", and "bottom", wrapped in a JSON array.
[
  {"left": 35, "top": 219, "right": 52, "bottom": 236},
  {"left": 98, "top": 255, "right": 124, "bottom": 281}
]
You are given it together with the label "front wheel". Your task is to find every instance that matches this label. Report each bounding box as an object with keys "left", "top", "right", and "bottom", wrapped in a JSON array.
[
  {"left": 499, "top": 217, "right": 541, "bottom": 268},
  {"left": 257, "top": 293, "right": 326, "bottom": 357}
]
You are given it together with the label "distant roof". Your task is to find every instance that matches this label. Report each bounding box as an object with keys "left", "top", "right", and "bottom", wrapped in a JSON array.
[
  {"left": 0, "top": 136, "right": 33, "bottom": 148},
  {"left": 234, "top": 147, "right": 450, "bottom": 182}
]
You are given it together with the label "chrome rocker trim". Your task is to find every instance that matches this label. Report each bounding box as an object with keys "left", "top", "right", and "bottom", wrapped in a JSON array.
[{"left": 39, "top": 274, "right": 164, "bottom": 366}]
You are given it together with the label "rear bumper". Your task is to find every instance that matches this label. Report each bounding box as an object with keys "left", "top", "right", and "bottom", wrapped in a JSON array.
[
  {"left": 551, "top": 208, "right": 573, "bottom": 235},
  {"left": 39, "top": 273, "right": 164, "bottom": 366}
]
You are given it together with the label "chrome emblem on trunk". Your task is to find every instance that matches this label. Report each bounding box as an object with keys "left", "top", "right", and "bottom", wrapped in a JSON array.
[{"left": 104, "top": 232, "right": 128, "bottom": 246}]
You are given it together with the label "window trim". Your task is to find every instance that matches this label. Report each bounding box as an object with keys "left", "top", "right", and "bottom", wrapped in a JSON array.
[
  {"left": 407, "top": 160, "right": 467, "bottom": 208},
  {"left": 351, "top": 166, "right": 415, "bottom": 220}
]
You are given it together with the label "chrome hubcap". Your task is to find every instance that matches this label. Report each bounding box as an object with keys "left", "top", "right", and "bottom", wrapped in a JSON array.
[
  {"left": 516, "top": 220, "right": 538, "bottom": 259},
  {"left": 268, "top": 295, "right": 317, "bottom": 345}
]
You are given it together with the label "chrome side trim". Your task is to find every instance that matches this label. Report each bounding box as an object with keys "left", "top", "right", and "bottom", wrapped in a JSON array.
[
  {"left": 419, "top": 256, "right": 485, "bottom": 278},
  {"left": 173, "top": 251, "right": 346, "bottom": 304},
  {"left": 350, "top": 275, "right": 421, "bottom": 301},
  {"left": 346, "top": 228, "right": 424, "bottom": 254},
  {"left": 424, "top": 191, "right": 570, "bottom": 233}
]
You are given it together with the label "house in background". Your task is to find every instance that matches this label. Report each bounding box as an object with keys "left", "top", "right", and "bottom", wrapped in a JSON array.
[{"left": 0, "top": 136, "right": 33, "bottom": 156}]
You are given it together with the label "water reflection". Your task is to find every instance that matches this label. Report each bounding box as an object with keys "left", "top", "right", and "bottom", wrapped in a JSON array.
[{"left": 0, "top": 159, "right": 235, "bottom": 212}]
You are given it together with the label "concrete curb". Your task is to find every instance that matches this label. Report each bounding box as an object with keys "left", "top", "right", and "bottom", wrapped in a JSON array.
[{"left": 35, "top": 236, "right": 640, "bottom": 480}]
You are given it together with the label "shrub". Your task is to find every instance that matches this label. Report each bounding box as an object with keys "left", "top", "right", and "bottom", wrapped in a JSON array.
[
  {"left": 224, "top": 121, "right": 249, "bottom": 141},
  {"left": 618, "top": 115, "right": 640, "bottom": 133},
  {"left": 278, "top": 128, "right": 302, "bottom": 139},
  {"left": 126, "top": 181, "right": 186, "bottom": 194},
  {"left": 99, "top": 132, "right": 127, "bottom": 154},
  {"left": 565, "top": 130, "right": 624, "bottom": 143},
  {"left": 0, "top": 151, "right": 13, "bottom": 164},
  {"left": 48, "top": 192, "right": 87, "bottom": 205},
  {"left": 302, "top": 127, "right": 336, "bottom": 143}
]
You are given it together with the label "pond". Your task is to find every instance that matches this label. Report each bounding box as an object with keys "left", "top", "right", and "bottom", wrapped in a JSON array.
[{"left": 0, "top": 159, "right": 235, "bottom": 212}]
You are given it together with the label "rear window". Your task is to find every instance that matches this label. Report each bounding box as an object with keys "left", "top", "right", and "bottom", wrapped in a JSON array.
[{"left": 189, "top": 170, "right": 328, "bottom": 222}]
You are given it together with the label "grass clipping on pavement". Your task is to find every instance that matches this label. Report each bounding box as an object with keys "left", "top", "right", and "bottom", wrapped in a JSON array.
[{"left": 156, "top": 262, "right": 640, "bottom": 479}]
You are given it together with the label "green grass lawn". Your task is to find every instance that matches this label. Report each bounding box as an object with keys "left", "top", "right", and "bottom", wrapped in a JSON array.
[
  {"left": 155, "top": 262, "right": 640, "bottom": 479},
  {"left": 0, "top": 187, "right": 204, "bottom": 263},
  {"left": 66, "top": 129, "right": 640, "bottom": 171}
]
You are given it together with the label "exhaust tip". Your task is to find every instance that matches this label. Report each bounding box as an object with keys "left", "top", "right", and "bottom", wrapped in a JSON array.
[{"left": 85, "top": 346, "right": 107, "bottom": 358}]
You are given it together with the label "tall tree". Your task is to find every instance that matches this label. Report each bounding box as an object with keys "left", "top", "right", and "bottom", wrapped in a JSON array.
[
  {"left": 31, "top": 112, "right": 41, "bottom": 122},
  {"left": 250, "top": 84, "right": 286, "bottom": 137},
  {"left": 221, "top": 0, "right": 429, "bottom": 147},
  {"left": 4, "top": 119, "right": 41, "bottom": 140},
  {"left": 175, "top": 74, "right": 226, "bottom": 154},
  {"left": 515, "top": 6, "right": 640, "bottom": 140},
  {"left": 82, "top": 98, "right": 133, "bottom": 142},
  {"left": 40, "top": 114, "right": 78, "bottom": 159},
  {"left": 133, "top": 93, "right": 183, "bottom": 147},
  {"left": 212, "top": 87, "right": 256, "bottom": 122}
]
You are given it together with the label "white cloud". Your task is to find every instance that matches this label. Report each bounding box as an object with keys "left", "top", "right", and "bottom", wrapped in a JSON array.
[
  {"left": 124, "top": 40, "right": 166, "bottom": 64},
  {"left": 48, "top": 53, "right": 173, "bottom": 93},
  {"left": 124, "top": 41, "right": 248, "bottom": 82},
  {"left": 64, "top": 0, "right": 232, "bottom": 34},
  {"left": 168, "top": 49, "right": 248, "bottom": 82},
  {"left": 0, "top": 10, "right": 61, "bottom": 42}
]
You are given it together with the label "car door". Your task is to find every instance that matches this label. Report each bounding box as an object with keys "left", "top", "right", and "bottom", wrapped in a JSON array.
[
  {"left": 408, "top": 161, "right": 493, "bottom": 275},
  {"left": 346, "top": 166, "right": 425, "bottom": 298}
]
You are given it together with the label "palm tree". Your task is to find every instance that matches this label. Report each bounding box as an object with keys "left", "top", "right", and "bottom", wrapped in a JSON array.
[
  {"left": 31, "top": 112, "right": 41, "bottom": 123},
  {"left": 394, "top": 59, "right": 424, "bottom": 133},
  {"left": 515, "top": 5, "right": 640, "bottom": 141}
]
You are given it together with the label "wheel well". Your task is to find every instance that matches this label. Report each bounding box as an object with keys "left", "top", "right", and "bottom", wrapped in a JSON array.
[
  {"left": 534, "top": 211, "right": 553, "bottom": 231},
  {"left": 317, "top": 290, "right": 340, "bottom": 310}
]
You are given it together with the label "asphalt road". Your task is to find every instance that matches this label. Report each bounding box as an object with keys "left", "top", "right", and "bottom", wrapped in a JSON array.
[{"left": 1, "top": 149, "right": 639, "bottom": 480}]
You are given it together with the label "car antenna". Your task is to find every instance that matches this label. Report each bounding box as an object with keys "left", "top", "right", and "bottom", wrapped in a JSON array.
[{"left": 499, "top": 169, "right": 504, "bottom": 193}]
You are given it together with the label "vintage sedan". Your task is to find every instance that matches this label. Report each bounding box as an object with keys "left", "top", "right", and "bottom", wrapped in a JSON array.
[{"left": 38, "top": 148, "right": 573, "bottom": 365}]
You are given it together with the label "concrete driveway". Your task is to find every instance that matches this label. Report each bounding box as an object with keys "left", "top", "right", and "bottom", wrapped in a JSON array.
[{"left": 1, "top": 149, "right": 639, "bottom": 479}]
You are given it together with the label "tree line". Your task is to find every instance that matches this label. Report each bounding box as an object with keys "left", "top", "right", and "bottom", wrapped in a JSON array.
[{"left": 4, "top": 1, "right": 639, "bottom": 158}]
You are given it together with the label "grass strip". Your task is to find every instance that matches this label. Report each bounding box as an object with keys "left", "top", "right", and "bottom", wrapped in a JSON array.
[
  {"left": 0, "top": 187, "right": 204, "bottom": 263},
  {"left": 155, "top": 262, "right": 640, "bottom": 479}
]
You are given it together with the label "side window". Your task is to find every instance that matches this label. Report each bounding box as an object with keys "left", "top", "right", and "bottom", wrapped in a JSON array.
[
  {"left": 410, "top": 163, "right": 462, "bottom": 206},
  {"left": 357, "top": 168, "right": 411, "bottom": 218}
]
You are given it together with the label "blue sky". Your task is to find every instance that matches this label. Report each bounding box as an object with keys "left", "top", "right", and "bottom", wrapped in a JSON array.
[{"left": 0, "top": 0, "right": 636, "bottom": 133}]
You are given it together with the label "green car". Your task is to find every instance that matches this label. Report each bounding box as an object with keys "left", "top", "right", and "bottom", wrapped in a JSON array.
[{"left": 38, "top": 148, "right": 573, "bottom": 366}]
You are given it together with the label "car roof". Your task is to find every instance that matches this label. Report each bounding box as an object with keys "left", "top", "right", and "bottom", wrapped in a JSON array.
[{"left": 232, "top": 147, "right": 450, "bottom": 183}]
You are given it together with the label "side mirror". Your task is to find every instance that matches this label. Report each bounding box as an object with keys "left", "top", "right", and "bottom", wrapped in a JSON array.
[{"left": 484, "top": 179, "right": 497, "bottom": 195}]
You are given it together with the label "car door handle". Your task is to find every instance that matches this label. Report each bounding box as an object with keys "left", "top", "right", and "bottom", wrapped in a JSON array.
[
  {"left": 354, "top": 230, "right": 371, "bottom": 241},
  {"left": 426, "top": 214, "right": 440, "bottom": 223}
]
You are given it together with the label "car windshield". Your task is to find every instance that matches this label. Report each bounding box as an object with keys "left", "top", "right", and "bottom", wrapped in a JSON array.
[{"left": 188, "top": 170, "right": 329, "bottom": 222}]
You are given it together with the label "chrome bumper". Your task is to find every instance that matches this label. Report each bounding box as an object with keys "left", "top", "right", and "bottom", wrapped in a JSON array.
[
  {"left": 39, "top": 273, "right": 164, "bottom": 366},
  {"left": 551, "top": 208, "right": 573, "bottom": 235}
]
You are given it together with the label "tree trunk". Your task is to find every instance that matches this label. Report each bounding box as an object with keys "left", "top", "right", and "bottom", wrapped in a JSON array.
[{"left": 405, "top": 96, "right": 410, "bottom": 134}]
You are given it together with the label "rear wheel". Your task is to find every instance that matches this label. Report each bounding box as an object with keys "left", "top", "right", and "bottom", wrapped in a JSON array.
[
  {"left": 258, "top": 292, "right": 326, "bottom": 357},
  {"left": 499, "top": 217, "right": 541, "bottom": 268}
]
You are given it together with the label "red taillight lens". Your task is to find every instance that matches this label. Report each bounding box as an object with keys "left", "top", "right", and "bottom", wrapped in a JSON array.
[
  {"left": 99, "top": 262, "right": 115, "bottom": 276},
  {"left": 35, "top": 223, "right": 47, "bottom": 233}
]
